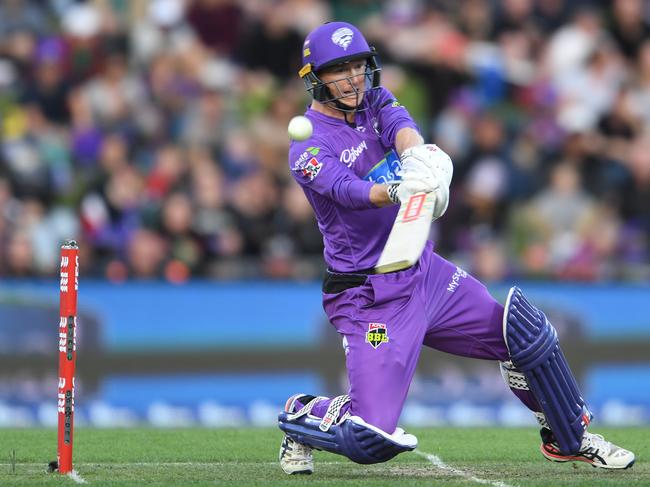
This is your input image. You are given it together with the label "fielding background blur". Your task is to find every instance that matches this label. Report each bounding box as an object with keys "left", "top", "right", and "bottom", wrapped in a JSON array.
[{"left": 1, "top": 0, "right": 649, "bottom": 428}]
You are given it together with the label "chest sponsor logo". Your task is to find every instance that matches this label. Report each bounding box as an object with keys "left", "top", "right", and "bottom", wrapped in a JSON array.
[
  {"left": 340, "top": 140, "right": 367, "bottom": 167},
  {"left": 363, "top": 150, "right": 402, "bottom": 184},
  {"left": 366, "top": 322, "right": 389, "bottom": 349},
  {"left": 447, "top": 266, "right": 468, "bottom": 293}
]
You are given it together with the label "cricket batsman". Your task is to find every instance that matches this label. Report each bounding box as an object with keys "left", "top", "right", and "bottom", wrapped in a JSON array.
[{"left": 278, "top": 21, "right": 635, "bottom": 474}]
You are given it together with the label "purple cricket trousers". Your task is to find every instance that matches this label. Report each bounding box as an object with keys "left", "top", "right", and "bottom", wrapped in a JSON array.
[{"left": 317, "top": 242, "right": 540, "bottom": 433}]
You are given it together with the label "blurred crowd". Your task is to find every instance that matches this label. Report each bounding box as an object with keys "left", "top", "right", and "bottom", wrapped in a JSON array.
[{"left": 0, "top": 0, "right": 649, "bottom": 282}]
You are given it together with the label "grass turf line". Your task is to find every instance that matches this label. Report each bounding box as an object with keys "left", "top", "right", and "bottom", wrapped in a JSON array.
[{"left": 0, "top": 427, "right": 648, "bottom": 486}]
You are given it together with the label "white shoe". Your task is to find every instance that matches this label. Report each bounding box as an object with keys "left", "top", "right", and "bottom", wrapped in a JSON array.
[
  {"left": 279, "top": 434, "right": 313, "bottom": 475},
  {"left": 541, "top": 429, "right": 635, "bottom": 469}
]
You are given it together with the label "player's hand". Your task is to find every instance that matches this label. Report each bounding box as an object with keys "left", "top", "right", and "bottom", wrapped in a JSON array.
[
  {"left": 400, "top": 144, "right": 453, "bottom": 188},
  {"left": 388, "top": 173, "right": 447, "bottom": 219},
  {"left": 392, "top": 172, "right": 437, "bottom": 204},
  {"left": 397, "top": 144, "right": 452, "bottom": 219},
  {"left": 399, "top": 157, "right": 439, "bottom": 191},
  {"left": 390, "top": 173, "right": 449, "bottom": 219}
]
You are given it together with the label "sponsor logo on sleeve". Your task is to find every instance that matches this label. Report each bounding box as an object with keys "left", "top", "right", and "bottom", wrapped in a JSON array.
[
  {"left": 391, "top": 100, "right": 403, "bottom": 108},
  {"left": 292, "top": 147, "right": 323, "bottom": 181},
  {"left": 366, "top": 322, "right": 389, "bottom": 349},
  {"left": 300, "top": 157, "right": 322, "bottom": 181},
  {"left": 446, "top": 266, "right": 468, "bottom": 293}
]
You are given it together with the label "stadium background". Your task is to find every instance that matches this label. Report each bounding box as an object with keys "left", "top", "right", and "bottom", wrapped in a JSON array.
[{"left": 0, "top": 0, "right": 649, "bottom": 429}]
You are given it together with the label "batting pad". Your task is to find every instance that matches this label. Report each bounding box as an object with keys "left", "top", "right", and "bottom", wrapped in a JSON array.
[
  {"left": 504, "top": 287, "right": 592, "bottom": 455},
  {"left": 279, "top": 412, "right": 417, "bottom": 464}
]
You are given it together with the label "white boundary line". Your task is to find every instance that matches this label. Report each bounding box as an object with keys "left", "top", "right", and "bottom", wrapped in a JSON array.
[
  {"left": 415, "top": 450, "right": 516, "bottom": 487},
  {"left": 0, "top": 462, "right": 328, "bottom": 467},
  {"left": 0, "top": 465, "right": 88, "bottom": 483},
  {"left": 68, "top": 470, "right": 87, "bottom": 484},
  {"left": 3, "top": 457, "right": 516, "bottom": 486}
]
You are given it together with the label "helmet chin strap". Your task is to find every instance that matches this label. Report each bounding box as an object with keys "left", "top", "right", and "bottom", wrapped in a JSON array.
[
  {"left": 331, "top": 99, "right": 357, "bottom": 112},
  {"left": 328, "top": 100, "right": 357, "bottom": 126},
  {"left": 326, "top": 90, "right": 363, "bottom": 125}
]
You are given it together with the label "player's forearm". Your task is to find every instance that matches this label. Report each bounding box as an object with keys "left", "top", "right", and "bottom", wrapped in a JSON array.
[
  {"left": 370, "top": 184, "right": 394, "bottom": 207},
  {"left": 371, "top": 129, "right": 424, "bottom": 207},
  {"left": 395, "top": 127, "right": 424, "bottom": 156}
]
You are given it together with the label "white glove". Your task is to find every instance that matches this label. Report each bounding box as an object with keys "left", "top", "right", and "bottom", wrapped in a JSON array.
[
  {"left": 400, "top": 144, "right": 453, "bottom": 188},
  {"left": 394, "top": 172, "right": 437, "bottom": 203},
  {"left": 398, "top": 157, "right": 439, "bottom": 191},
  {"left": 388, "top": 173, "right": 449, "bottom": 220},
  {"left": 395, "top": 144, "right": 453, "bottom": 219}
]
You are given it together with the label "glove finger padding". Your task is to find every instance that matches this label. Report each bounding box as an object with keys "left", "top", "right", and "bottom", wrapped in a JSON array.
[
  {"left": 400, "top": 170, "right": 440, "bottom": 190},
  {"left": 400, "top": 144, "right": 453, "bottom": 187},
  {"left": 431, "top": 179, "right": 449, "bottom": 219},
  {"left": 395, "top": 176, "right": 433, "bottom": 204},
  {"left": 401, "top": 157, "right": 436, "bottom": 180},
  {"left": 399, "top": 144, "right": 452, "bottom": 219}
]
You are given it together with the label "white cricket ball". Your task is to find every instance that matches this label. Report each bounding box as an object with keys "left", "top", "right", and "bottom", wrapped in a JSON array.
[{"left": 287, "top": 115, "right": 313, "bottom": 141}]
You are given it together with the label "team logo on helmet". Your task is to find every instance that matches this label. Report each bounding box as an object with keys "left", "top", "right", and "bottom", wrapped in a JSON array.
[{"left": 331, "top": 27, "right": 354, "bottom": 50}]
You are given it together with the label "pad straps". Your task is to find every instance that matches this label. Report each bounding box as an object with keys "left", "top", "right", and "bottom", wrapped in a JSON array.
[
  {"left": 287, "top": 395, "right": 328, "bottom": 420},
  {"left": 287, "top": 394, "right": 351, "bottom": 433},
  {"left": 319, "top": 395, "right": 351, "bottom": 431}
]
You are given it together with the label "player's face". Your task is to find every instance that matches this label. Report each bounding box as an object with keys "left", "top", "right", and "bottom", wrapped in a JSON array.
[{"left": 320, "top": 60, "right": 368, "bottom": 108}]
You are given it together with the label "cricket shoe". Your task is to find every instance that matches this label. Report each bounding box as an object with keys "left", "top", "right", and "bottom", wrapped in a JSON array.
[
  {"left": 279, "top": 434, "right": 313, "bottom": 475},
  {"left": 279, "top": 393, "right": 315, "bottom": 475},
  {"left": 540, "top": 428, "right": 635, "bottom": 469}
]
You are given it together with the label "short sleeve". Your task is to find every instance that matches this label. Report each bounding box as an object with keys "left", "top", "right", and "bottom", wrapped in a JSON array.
[
  {"left": 289, "top": 139, "right": 374, "bottom": 209},
  {"left": 369, "top": 87, "right": 420, "bottom": 148}
]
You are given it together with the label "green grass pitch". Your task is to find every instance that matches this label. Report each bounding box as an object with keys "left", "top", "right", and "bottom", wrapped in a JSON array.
[{"left": 1, "top": 427, "right": 648, "bottom": 486}]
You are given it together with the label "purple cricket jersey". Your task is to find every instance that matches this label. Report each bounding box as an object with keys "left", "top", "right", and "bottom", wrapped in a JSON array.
[
  {"left": 284, "top": 21, "right": 542, "bottom": 436},
  {"left": 287, "top": 89, "right": 541, "bottom": 434},
  {"left": 288, "top": 86, "right": 418, "bottom": 272}
]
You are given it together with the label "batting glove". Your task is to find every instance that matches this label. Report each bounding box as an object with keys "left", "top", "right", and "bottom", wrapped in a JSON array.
[
  {"left": 390, "top": 172, "right": 437, "bottom": 203},
  {"left": 397, "top": 144, "right": 452, "bottom": 219},
  {"left": 400, "top": 144, "right": 453, "bottom": 188}
]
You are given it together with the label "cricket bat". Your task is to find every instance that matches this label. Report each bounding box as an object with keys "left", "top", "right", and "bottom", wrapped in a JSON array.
[{"left": 374, "top": 192, "right": 436, "bottom": 274}]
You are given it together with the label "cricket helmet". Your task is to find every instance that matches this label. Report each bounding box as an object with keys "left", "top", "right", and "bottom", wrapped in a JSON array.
[{"left": 298, "top": 22, "right": 381, "bottom": 111}]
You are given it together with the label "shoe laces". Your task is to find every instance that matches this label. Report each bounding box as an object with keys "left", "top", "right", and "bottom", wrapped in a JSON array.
[
  {"left": 283, "top": 437, "right": 311, "bottom": 460},
  {"left": 582, "top": 432, "right": 612, "bottom": 456},
  {"left": 292, "top": 441, "right": 312, "bottom": 458}
]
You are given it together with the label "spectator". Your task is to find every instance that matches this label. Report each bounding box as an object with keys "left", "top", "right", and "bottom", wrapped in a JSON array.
[
  {"left": 185, "top": 0, "right": 243, "bottom": 56},
  {"left": 511, "top": 162, "right": 598, "bottom": 278},
  {"left": 608, "top": 0, "right": 650, "bottom": 62},
  {"left": 0, "top": 0, "right": 647, "bottom": 281}
]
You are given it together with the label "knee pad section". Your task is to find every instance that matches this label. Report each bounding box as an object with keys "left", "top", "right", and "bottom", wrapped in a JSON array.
[
  {"left": 278, "top": 413, "right": 417, "bottom": 464},
  {"left": 499, "top": 360, "right": 530, "bottom": 390},
  {"left": 504, "top": 287, "right": 591, "bottom": 455}
]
